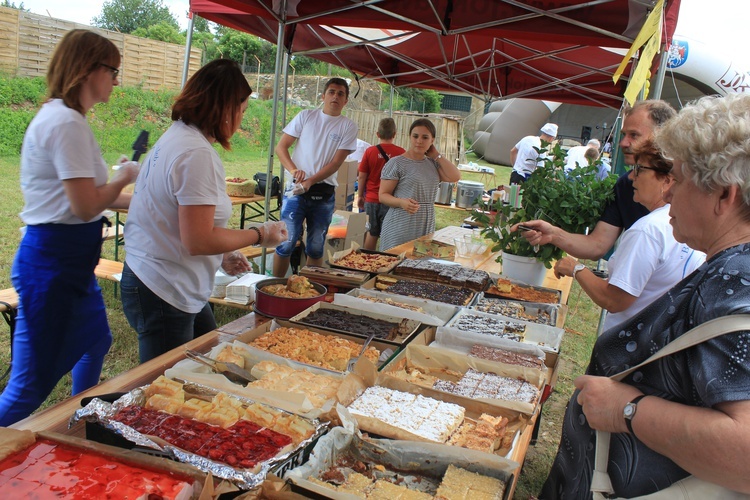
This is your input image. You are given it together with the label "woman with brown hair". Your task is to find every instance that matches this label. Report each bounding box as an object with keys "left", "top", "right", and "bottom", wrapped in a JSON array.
[
  {"left": 378, "top": 118, "right": 460, "bottom": 250},
  {"left": 121, "top": 59, "right": 287, "bottom": 363},
  {"left": 553, "top": 142, "right": 704, "bottom": 331},
  {"left": 0, "top": 29, "right": 139, "bottom": 426}
]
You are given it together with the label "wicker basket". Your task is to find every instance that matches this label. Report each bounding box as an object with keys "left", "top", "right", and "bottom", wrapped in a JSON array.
[{"left": 225, "top": 177, "right": 256, "bottom": 197}]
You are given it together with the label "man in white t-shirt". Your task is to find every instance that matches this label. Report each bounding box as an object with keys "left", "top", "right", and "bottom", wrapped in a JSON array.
[
  {"left": 509, "top": 122, "right": 557, "bottom": 184},
  {"left": 273, "top": 78, "right": 359, "bottom": 277},
  {"left": 564, "top": 138, "right": 600, "bottom": 172}
]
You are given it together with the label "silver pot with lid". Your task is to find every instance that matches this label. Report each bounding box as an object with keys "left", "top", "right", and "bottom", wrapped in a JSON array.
[
  {"left": 455, "top": 180, "right": 485, "bottom": 208},
  {"left": 435, "top": 182, "right": 454, "bottom": 205}
]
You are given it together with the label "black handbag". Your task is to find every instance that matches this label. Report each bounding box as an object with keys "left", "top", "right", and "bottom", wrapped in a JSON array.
[{"left": 253, "top": 173, "right": 281, "bottom": 199}]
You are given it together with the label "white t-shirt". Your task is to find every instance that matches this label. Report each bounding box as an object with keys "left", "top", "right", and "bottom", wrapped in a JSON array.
[
  {"left": 19, "top": 99, "right": 109, "bottom": 224},
  {"left": 124, "top": 121, "right": 232, "bottom": 313},
  {"left": 283, "top": 108, "right": 358, "bottom": 186},
  {"left": 564, "top": 145, "right": 590, "bottom": 172},
  {"left": 604, "top": 205, "right": 705, "bottom": 330},
  {"left": 512, "top": 135, "right": 544, "bottom": 176}
]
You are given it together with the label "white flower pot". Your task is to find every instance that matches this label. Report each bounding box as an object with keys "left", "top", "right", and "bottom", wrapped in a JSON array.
[{"left": 501, "top": 251, "right": 547, "bottom": 287}]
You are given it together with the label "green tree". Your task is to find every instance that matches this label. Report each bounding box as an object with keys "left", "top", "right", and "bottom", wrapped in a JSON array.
[
  {"left": 1, "top": 1, "right": 27, "bottom": 9},
  {"left": 132, "top": 21, "right": 184, "bottom": 44},
  {"left": 92, "top": 0, "right": 178, "bottom": 34},
  {"left": 217, "top": 29, "right": 262, "bottom": 70},
  {"left": 381, "top": 86, "right": 443, "bottom": 113}
]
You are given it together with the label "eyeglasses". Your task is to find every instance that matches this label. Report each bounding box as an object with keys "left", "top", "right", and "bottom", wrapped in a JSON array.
[
  {"left": 632, "top": 164, "right": 659, "bottom": 177},
  {"left": 99, "top": 63, "right": 119, "bottom": 79}
]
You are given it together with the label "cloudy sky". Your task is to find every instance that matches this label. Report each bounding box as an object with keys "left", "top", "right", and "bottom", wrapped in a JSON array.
[{"left": 14, "top": 0, "right": 750, "bottom": 66}]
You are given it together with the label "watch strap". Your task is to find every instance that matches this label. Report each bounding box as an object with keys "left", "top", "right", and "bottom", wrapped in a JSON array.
[
  {"left": 624, "top": 394, "right": 647, "bottom": 435},
  {"left": 572, "top": 264, "right": 586, "bottom": 279}
]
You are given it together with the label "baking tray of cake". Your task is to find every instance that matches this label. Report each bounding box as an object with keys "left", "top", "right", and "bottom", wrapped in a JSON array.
[
  {"left": 327, "top": 247, "right": 405, "bottom": 274},
  {"left": 229, "top": 319, "right": 401, "bottom": 373},
  {"left": 285, "top": 424, "right": 516, "bottom": 500},
  {"left": 362, "top": 274, "right": 478, "bottom": 307},
  {"left": 471, "top": 293, "right": 559, "bottom": 327},
  {"left": 485, "top": 277, "right": 563, "bottom": 304},
  {"left": 288, "top": 301, "right": 422, "bottom": 348},
  {"left": 340, "top": 379, "right": 529, "bottom": 461},
  {"left": 299, "top": 264, "right": 370, "bottom": 288},
  {"left": 341, "top": 287, "right": 460, "bottom": 326},
  {"left": 445, "top": 308, "right": 564, "bottom": 354},
  {"left": 72, "top": 377, "right": 328, "bottom": 490},
  {"left": 379, "top": 344, "right": 545, "bottom": 416},
  {"left": 392, "top": 257, "right": 491, "bottom": 292},
  {"left": 0, "top": 427, "right": 209, "bottom": 498},
  {"left": 165, "top": 341, "right": 354, "bottom": 420}
]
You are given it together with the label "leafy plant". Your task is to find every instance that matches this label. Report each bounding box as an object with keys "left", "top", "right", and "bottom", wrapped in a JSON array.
[{"left": 473, "top": 141, "right": 616, "bottom": 268}]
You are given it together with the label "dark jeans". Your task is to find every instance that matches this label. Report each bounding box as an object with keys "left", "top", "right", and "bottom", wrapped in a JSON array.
[
  {"left": 120, "top": 262, "right": 216, "bottom": 364},
  {"left": 509, "top": 170, "right": 529, "bottom": 184}
]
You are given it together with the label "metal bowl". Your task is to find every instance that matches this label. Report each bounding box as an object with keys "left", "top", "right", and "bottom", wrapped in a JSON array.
[{"left": 253, "top": 278, "right": 328, "bottom": 319}]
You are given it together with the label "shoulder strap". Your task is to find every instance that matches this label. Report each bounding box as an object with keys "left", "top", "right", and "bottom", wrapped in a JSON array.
[
  {"left": 592, "top": 314, "right": 750, "bottom": 497},
  {"left": 611, "top": 314, "right": 750, "bottom": 382},
  {"left": 376, "top": 144, "right": 390, "bottom": 162}
]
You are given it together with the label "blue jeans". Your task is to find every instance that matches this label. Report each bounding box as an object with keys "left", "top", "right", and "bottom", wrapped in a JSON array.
[
  {"left": 275, "top": 190, "right": 336, "bottom": 259},
  {"left": 0, "top": 221, "right": 112, "bottom": 426},
  {"left": 120, "top": 262, "right": 216, "bottom": 364}
]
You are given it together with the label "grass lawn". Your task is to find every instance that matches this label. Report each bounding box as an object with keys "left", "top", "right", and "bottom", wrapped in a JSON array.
[{"left": 0, "top": 152, "right": 603, "bottom": 499}]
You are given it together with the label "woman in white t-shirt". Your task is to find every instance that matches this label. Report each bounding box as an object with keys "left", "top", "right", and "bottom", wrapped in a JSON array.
[
  {"left": 554, "top": 142, "right": 705, "bottom": 331},
  {"left": 121, "top": 59, "right": 287, "bottom": 363},
  {"left": 0, "top": 30, "right": 139, "bottom": 426}
]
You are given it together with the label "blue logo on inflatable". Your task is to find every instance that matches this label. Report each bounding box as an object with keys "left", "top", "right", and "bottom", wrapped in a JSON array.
[{"left": 667, "top": 39, "right": 689, "bottom": 69}]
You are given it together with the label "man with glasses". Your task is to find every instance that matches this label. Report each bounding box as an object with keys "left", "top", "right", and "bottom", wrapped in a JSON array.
[{"left": 516, "top": 100, "right": 676, "bottom": 261}]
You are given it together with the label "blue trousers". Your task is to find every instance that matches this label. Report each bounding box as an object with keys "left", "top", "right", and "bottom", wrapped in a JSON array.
[
  {"left": 120, "top": 262, "right": 216, "bottom": 364},
  {"left": 0, "top": 220, "right": 112, "bottom": 426}
]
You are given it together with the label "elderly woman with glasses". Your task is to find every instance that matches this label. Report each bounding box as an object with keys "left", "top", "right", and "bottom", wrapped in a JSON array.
[
  {"left": 0, "top": 30, "right": 139, "bottom": 426},
  {"left": 541, "top": 94, "right": 750, "bottom": 498},
  {"left": 553, "top": 141, "right": 705, "bottom": 332}
]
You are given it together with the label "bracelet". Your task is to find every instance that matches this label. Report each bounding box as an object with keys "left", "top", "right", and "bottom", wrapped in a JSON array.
[{"left": 248, "top": 226, "right": 263, "bottom": 246}]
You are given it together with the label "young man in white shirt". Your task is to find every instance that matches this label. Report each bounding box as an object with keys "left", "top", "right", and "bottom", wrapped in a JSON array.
[{"left": 273, "top": 78, "right": 359, "bottom": 277}]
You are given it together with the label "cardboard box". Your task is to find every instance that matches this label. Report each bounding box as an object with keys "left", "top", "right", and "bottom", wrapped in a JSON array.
[
  {"left": 336, "top": 160, "right": 359, "bottom": 186},
  {"left": 325, "top": 210, "right": 367, "bottom": 254}
]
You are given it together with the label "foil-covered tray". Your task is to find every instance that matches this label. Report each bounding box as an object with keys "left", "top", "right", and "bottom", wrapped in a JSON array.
[{"left": 71, "top": 382, "right": 328, "bottom": 490}]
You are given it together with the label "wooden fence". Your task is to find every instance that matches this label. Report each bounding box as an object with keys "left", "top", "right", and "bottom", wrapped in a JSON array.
[
  {"left": 346, "top": 109, "right": 462, "bottom": 163},
  {"left": 0, "top": 6, "right": 201, "bottom": 89}
]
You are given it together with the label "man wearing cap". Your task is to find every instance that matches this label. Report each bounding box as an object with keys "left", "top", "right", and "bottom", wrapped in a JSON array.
[
  {"left": 564, "top": 138, "right": 601, "bottom": 173},
  {"left": 509, "top": 123, "right": 558, "bottom": 184}
]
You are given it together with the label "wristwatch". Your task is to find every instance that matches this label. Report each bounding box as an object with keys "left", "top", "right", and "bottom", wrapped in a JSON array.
[
  {"left": 572, "top": 263, "right": 586, "bottom": 279},
  {"left": 623, "top": 395, "right": 647, "bottom": 435}
]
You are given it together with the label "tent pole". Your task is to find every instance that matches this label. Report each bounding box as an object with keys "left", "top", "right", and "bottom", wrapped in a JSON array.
[
  {"left": 651, "top": 40, "right": 670, "bottom": 100},
  {"left": 260, "top": 17, "right": 287, "bottom": 274},
  {"left": 181, "top": 13, "right": 195, "bottom": 88},
  {"left": 389, "top": 84, "right": 394, "bottom": 116}
]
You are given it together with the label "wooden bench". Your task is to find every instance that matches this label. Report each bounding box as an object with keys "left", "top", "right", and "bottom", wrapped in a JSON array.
[
  {"left": 94, "top": 259, "right": 253, "bottom": 311},
  {"left": 1, "top": 287, "right": 20, "bottom": 380}
]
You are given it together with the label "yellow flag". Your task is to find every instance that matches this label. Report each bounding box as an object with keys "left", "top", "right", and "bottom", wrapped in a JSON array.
[
  {"left": 613, "top": 0, "right": 665, "bottom": 84},
  {"left": 623, "top": 26, "right": 661, "bottom": 104}
]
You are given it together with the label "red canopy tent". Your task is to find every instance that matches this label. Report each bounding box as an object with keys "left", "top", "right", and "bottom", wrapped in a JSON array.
[{"left": 189, "top": 0, "right": 682, "bottom": 108}]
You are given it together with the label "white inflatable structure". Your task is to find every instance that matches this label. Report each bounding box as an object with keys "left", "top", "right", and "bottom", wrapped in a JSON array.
[{"left": 473, "top": 17, "right": 750, "bottom": 166}]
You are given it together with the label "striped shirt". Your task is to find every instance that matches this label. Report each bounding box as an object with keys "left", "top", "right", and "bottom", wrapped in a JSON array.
[{"left": 379, "top": 155, "right": 440, "bottom": 251}]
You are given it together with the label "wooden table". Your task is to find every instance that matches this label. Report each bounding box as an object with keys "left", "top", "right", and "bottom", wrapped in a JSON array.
[
  {"left": 10, "top": 313, "right": 267, "bottom": 436},
  {"left": 110, "top": 195, "right": 270, "bottom": 261},
  {"left": 13, "top": 233, "right": 572, "bottom": 496}
]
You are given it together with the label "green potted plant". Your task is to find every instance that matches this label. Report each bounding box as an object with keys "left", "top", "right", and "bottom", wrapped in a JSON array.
[{"left": 473, "top": 141, "right": 616, "bottom": 284}]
